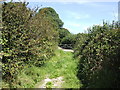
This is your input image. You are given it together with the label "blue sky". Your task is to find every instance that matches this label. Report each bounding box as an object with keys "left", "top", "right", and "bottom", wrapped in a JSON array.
[{"left": 6, "top": 0, "right": 119, "bottom": 34}]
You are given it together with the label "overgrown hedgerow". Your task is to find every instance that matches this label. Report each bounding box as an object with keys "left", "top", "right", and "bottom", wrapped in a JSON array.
[
  {"left": 74, "top": 21, "right": 120, "bottom": 88},
  {"left": 1, "top": 2, "right": 63, "bottom": 87}
]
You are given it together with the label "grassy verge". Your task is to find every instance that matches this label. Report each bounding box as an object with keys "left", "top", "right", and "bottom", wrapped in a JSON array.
[{"left": 2, "top": 49, "right": 82, "bottom": 88}]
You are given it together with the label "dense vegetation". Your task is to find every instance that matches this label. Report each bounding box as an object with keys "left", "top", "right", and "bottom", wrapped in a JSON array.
[
  {"left": 1, "top": 2, "right": 63, "bottom": 87},
  {"left": 58, "top": 28, "right": 70, "bottom": 44},
  {"left": 58, "top": 28, "right": 77, "bottom": 49},
  {"left": 74, "top": 21, "right": 120, "bottom": 88},
  {"left": 1, "top": 1, "right": 120, "bottom": 88},
  {"left": 2, "top": 49, "right": 81, "bottom": 88}
]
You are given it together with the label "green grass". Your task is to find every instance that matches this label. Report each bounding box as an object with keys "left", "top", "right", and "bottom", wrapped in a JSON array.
[
  {"left": 2, "top": 49, "right": 82, "bottom": 88},
  {"left": 46, "top": 82, "right": 53, "bottom": 88},
  {"left": 40, "top": 49, "right": 82, "bottom": 88}
]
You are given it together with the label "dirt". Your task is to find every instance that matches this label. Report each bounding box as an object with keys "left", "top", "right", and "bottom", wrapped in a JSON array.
[
  {"left": 37, "top": 47, "right": 73, "bottom": 88},
  {"left": 58, "top": 47, "right": 74, "bottom": 52},
  {"left": 38, "top": 76, "right": 64, "bottom": 88}
]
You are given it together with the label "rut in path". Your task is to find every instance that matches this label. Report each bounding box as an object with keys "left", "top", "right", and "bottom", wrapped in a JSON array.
[{"left": 38, "top": 76, "right": 64, "bottom": 88}]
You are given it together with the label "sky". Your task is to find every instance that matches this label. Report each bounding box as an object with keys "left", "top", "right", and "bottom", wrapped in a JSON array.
[{"left": 6, "top": 0, "right": 119, "bottom": 34}]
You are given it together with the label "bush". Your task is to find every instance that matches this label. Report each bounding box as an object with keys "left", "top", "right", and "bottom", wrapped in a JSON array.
[
  {"left": 2, "top": 2, "right": 63, "bottom": 87},
  {"left": 59, "top": 34, "right": 76, "bottom": 49},
  {"left": 74, "top": 21, "right": 120, "bottom": 88},
  {"left": 2, "top": 2, "right": 32, "bottom": 85},
  {"left": 74, "top": 33, "right": 88, "bottom": 57},
  {"left": 58, "top": 28, "right": 70, "bottom": 44}
]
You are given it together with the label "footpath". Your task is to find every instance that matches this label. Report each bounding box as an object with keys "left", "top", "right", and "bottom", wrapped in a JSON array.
[{"left": 36, "top": 47, "right": 80, "bottom": 88}]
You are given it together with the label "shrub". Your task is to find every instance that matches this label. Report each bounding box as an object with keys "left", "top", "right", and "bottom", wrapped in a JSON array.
[
  {"left": 60, "top": 34, "right": 76, "bottom": 49},
  {"left": 2, "top": 2, "right": 32, "bottom": 85},
  {"left": 74, "top": 33, "right": 88, "bottom": 57},
  {"left": 2, "top": 2, "right": 63, "bottom": 87},
  {"left": 58, "top": 28, "right": 70, "bottom": 44},
  {"left": 74, "top": 21, "right": 120, "bottom": 88}
]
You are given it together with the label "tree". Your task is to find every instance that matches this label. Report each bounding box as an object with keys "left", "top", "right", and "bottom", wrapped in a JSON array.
[
  {"left": 58, "top": 28, "right": 70, "bottom": 44},
  {"left": 37, "top": 7, "right": 64, "bottom": 28}
]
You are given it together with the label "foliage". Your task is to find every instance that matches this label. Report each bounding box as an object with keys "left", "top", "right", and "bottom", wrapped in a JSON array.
[
  {"left": 74, "top": 21, "right": 120, "bottom": 88},
  {"left": 60, "top": 34, "right": 76, "bottom": 49},
  {"left": 38, "top": 7, "right": 64, "bottom": 28},
  {"left": 58, "top": 28, "right": 70, "bottom": 44},
  {"left": 25, "top": 7, "right": 60, "bottom": 66},
  {"left": 37, "top": 7, "right": 66, "bottom": 48},
  {"left": 2, "top": 2, "right": 63, "bottom": 87},
  {"left": 2, "top": 49, "right": 81, "bottom": 88},
  {"left": 2, "top": 2, "right": 32, "bottom": 85},
  {"left": 46, "top": 82, "right": 53, "bottom": 88},
  {"left": 58, "top": 28, "right": 77, "bottom": 49},
  {"left": 74, "top": 33, "right": 88, "bottom": 57}
]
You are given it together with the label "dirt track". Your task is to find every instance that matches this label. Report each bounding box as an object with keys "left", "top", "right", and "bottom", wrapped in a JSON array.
[{"left": 58, "top": 47, "right": 74, "bottom": 52}]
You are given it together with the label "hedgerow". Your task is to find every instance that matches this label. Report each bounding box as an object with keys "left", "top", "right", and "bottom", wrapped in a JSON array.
[
  {"left": 58, "top": 28, "right": 77, "bottom": 49},
  {"left": 60, "top": 34, "right": 76, "bottom": 49},
  {"left": 1, "top": 2, "right": 63, "bottom": 87},
  {"left": 2, "top": 2, "right": 32, "bottom": 86},
  {"left": 58, "top": 28, "right": 70, "bottom": 44},
  {"left": 74, "top": 21, "right": 120, "bottom": 88}
]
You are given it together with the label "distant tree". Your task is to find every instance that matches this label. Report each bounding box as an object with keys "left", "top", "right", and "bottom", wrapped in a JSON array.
[
  {"left": 27, "top": 8, "right": 60, "bottom": 66},
  {"left": 60, "top": 34, "right": 76, "bottom": 49},
  {"left": 37, "top": 7, "right": 64, "bottom": 28},
  {"left": 36, "top": 7, "right": 64, "bottom": 44},
  {"left": 58, "top": 28, "right": 70, "bottom": 44}
]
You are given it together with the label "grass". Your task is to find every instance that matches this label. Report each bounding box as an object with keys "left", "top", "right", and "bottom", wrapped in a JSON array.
[
  {"left": 2, "top": 49, "right": 82, "bottom": 88},
  {"left": 46, "top": 82, "right": 53, "bottom": 88}
]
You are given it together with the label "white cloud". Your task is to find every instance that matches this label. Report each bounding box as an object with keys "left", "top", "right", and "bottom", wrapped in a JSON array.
[
  {"left": 70, "top": 23, "right": 81, "bottom": 27},
  {"left": 63, "top": 21, "right": 91, "bottom": 34},
  {"left": 75, "top": 14, "right": 90, "bottom": 19},
  {"left": 67, "top": 11, "right": 90, "bottom": 20},
  {"left": 115, "top": 13, "right": 118, "bottom": 17},
  {"left": 65, "top": 21, "right": 81, "bottom": 27}
]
